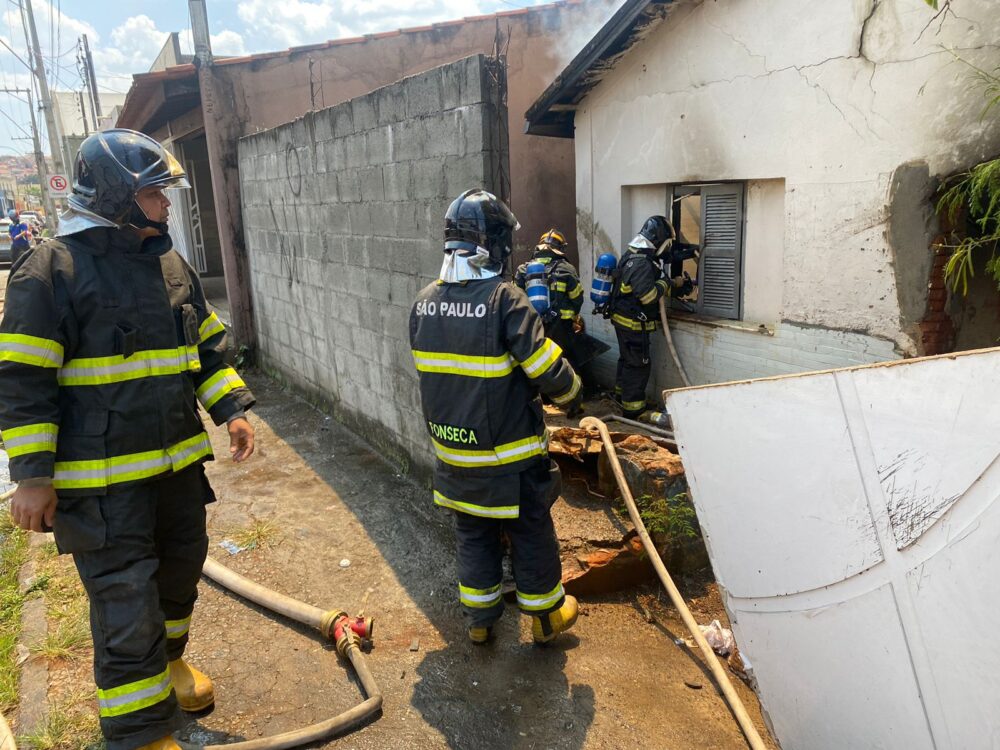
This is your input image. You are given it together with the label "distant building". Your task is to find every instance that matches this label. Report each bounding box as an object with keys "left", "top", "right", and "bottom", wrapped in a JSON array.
[
  {"left": 52, "top": 90, "right": 128, "bottom": 168},
  {"left": 0, "top": 177, "right": 17, "bottom": 215}
]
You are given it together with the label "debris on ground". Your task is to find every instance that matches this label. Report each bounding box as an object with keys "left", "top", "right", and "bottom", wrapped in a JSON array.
[
  {"left": 547, "top": 422, "right": 709, "bottom": 596},
  {"left": 699, "top": 620, "right": 736, "bottom": 656},
  {"left": 218, "top": 540, "right": 243, "bottom": 556}
]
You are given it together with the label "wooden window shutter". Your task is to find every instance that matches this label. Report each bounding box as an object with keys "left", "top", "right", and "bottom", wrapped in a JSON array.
[{"left": 698, "top": 184, "right": 744, "bottom": 320}]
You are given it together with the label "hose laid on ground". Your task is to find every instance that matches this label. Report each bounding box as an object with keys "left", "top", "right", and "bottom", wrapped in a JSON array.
[
  {"left": 659, "top": 298, "right": 692, "bottom": 387},
  {"left": 580, "top": 417, "right": 767, "bottom": 750},
  {"left": 0, "top": 710, "right": 15, "bottom": 750},
  {"left": 601, "top": 414, "right": 675, "bottom": 441},
  {"left": 199, "top": 557, "right": 382, "bottom": 750}
]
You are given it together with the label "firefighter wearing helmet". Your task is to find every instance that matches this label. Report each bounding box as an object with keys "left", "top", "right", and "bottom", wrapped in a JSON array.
[
  {"left": 0, "top": 129, "right": 256, "bottom": 750},
  {"left": 608, "top": 215, "right": 693, "bottom": 420},
  {"left": 513, "top": 229, "right": 595, "bottom": 388},
  {"left": 410, "top": 189, "right": 581, "bottom": 645}
]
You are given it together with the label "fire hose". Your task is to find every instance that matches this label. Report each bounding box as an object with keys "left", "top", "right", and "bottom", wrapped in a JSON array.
[
  {"left": 0, "top": 710, "right": 13, "bottom": 750},
  {"left": 580, "top": 416, "right": 767, "bottom": 750},
  {"left": 0, "top": 485, "right": 382, "bottom": 749},
  {"left": 198, "top": 557, "right": 382, "bottom": 749},
  {"left": 659, "top": 297, "right": 692, "bottom": 388}
]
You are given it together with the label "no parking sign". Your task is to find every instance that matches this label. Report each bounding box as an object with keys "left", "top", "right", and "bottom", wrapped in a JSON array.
[{"left": 48, "top": 173, "right": 69, "bottom": 197}]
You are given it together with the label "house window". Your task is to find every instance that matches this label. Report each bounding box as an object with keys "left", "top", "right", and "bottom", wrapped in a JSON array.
[{"left": 668, "top": 183, "right": 744, "bottom": 320}]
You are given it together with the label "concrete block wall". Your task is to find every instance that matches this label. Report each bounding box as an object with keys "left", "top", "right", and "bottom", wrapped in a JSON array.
[{"left": 238, "top": 55, "right": 508, "bottom": 476}]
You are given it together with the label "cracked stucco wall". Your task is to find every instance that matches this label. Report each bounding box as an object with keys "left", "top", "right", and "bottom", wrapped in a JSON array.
[{"left": 572, "top": 0, "right": 1000, "bottom": 385}]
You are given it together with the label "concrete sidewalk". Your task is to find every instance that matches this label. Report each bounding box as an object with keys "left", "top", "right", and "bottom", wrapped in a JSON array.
[{"left": 184, "top": 373, "right": 775, "bottom": 749}]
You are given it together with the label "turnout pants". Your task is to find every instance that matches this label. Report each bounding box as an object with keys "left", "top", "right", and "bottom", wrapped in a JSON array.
[
  {"left": 51, "top": 465, "right": 213, "bottom": 750},
  {"left": 447, "top": 461, "right": 565, "bottom": 627},
  {"left": 615, "top": 327, "right": 652, "bottom": 419}
]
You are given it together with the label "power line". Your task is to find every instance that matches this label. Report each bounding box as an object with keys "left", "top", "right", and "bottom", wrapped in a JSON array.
[{"left": 0, "top": 97, "right": 34, "bottom": 138}]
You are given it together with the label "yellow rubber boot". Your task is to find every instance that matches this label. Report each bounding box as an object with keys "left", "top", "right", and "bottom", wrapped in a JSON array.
[
  {"left": 468, "top": 625, "right": 492, "bottom": 644},
  {"left": 169, "top": 658, "right": 214, "bottom": 712},
  {"left": 135, "top": 737, "right": 182, "bottom": 750},
  {"left": 531, "top": 595, "right": 579, "bottom": 644}
]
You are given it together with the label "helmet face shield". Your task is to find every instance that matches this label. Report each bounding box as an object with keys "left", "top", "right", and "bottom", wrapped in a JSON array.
[
  {"left": 538, "top": 229, "right": 567, "bottom": 254},
  {"left": 443, "top": 189, "right": 519, "bottom": 265},
  {"left": 636, "top": 215, "right": 676, "bottom": 256},
  {"left": 69, "top": 129, "right": 190, "bottom": 226},
  {"left": 143, "top": 174, "right": 192, "bottom": 191}
]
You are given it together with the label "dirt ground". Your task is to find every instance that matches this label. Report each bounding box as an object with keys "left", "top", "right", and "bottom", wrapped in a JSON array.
[
  {"left": 1, "top": 265, "right": 774, "bottom": 748},
  {"left": 179, "top": 374, "right": 777, "bottom": 750}
]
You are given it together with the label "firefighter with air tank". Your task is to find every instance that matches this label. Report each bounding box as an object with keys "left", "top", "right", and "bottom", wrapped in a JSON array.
[
  {"left": 592, "top": 215, "right": 696, "bottom": 425},
  {"left": 514, "top": 229, "right": 605, "bottom": 396},
  {"left": 410, "top": 189, "right": 582, "bottom": 645}
]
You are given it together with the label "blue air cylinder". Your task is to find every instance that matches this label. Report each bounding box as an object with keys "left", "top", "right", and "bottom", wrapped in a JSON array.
[
  {"left": 590, "top": 252, "right": 618, "bottom": 307},
  {"left": 525, "top": 260, "right": 550, "bottom": 315}
]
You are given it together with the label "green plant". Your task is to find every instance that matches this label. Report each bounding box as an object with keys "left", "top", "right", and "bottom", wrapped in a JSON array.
[
  {"left": 621, "top": 492, "right": 699, "bottom": 547},
  {"left": 19, "top": 691, "right": 104, "bottom": 750},
  {"left": 0, "top": 507, "right": 28, "bottom": 712},
  {"left": 938, "top": 57, "right": 1000, "bottom": 294},
  {"left": 31, "top": 600, "right": 90, "bottom": 661},
  {"left": 24, "top": 571, "right": 51, "bottom": 596},
  {"left": 231, "top": 518, "right": 280, "bottom": 551}
]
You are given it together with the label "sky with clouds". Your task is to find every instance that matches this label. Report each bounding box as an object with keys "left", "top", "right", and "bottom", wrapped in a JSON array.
[{"left": 0, "top": 0, "right": 577, "bottom": 161}]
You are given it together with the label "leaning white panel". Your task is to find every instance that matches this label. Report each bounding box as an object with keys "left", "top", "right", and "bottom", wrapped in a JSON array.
[
  {"left": 665, "top": 372, "right": 883, "bottom": 599},
  {"left": 666, "top": 347, "right": 1000, "bottom": 749}
]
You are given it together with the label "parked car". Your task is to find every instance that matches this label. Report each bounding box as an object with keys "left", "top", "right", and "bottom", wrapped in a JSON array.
[
  {"left": 20, "top": 210, "right": 44, "bottom": 229},
  {"left": 0, "top": 217, "right": 12, "bottom": 265}
]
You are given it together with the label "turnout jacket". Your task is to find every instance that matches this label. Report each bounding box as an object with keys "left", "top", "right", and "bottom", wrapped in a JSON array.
[
  {"left": 513, "top": 250, "right": 584, "bottom": 321},
  {"left": 410, "top": 276, "right": 580, "bottom": 496},
  {"left": 0, "top": 227, "right": 255, "bottom": 496},
  {"left": 610, "top": 249, "right": 669, "bottom": 333}
]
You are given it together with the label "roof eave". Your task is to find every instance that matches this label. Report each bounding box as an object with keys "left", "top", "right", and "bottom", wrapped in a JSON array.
[{"left": 524, "top": 0, "right": 674, "bottom": 138}]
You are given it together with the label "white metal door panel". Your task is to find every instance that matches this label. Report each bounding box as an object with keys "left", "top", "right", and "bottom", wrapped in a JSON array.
[
  {"left": 667, "top": 348, "right": 1000, "bottom": 749},
  {"left": 851, "top": 354, "right": 1000, "bottom": 549},
  {"left": 666, "top": 373, "right": 883, "bottom": 599},
  {"left": 734, "top": 583, "right": 934, "bottom": 750}
]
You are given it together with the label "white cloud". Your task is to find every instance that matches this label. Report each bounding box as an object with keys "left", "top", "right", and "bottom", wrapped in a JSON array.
[
  {"left": 101, "top": 15, "right": 171, "bottom": 72},
  {"left": 210, "top": 30, "right": 248, "bottom": 57},
  {"left": 177, "top": 28, "right": 248, "bottom": 58},
  {"left": 234, "top": 0, "right": 494, "bottom": 49}
]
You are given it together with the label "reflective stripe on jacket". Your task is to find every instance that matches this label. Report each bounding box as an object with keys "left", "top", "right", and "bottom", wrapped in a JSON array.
[
  {"left": 610, "top": 249, "right": 668, "bottom": 333},
  {"left": 410, "top": 276, "right": 579, "bottom": 485},
  {"left": 0, "top": 227, "right": 255, "bottom": 493}
]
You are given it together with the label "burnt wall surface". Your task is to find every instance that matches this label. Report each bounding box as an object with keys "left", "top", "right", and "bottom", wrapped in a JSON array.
[{"left": 238, "top": 55, "right": 509, "bottom": 476}]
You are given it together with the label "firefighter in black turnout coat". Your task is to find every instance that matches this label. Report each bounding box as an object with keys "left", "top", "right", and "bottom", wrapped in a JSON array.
[
  {"left": 1, "top": 130, "right": 256, "bottom": 750},
  {"left": 514, "top": 229, "right": 602, "bottom": 391},
  {"left": 609, "top": 215, "right": 693, "bottom": 420},
  {"left": 410, "top": 189, "right": 582, "bottom": 644}
]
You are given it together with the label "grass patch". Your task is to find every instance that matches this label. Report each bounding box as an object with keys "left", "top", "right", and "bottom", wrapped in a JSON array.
[
  {"left": 231, "top": 518, "right": 280, "bottom": 551},
  {"left": 0, "top": 504, "right": 28, "bottom": 713},
  {"left": 30, "top": 603, "right": 89, "bottom": 661},
  {"left": 31, "top": 551, "right": 91, "bottom": 661},
  {"left": 18, "top": 689, "right": 104, "bottom": 750}
]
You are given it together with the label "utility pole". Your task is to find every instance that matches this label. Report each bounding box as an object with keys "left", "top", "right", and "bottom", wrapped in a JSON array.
[
  {"left": 81, "top": 34, "right": 101, "bottom": 129},
  {"left": 78, "top": 90, "right": 89, "bottom": 136},
  {"left": 1, "top": 87, "right": 57, "bottom": 222},
  {"left": 189, "top": 0, "right": 257, "bottom": 353},
  {"left": 23, "top": 0, "right": 66, "bottom": 177}
]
